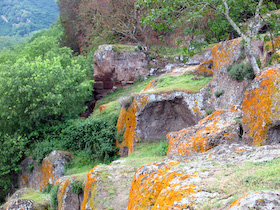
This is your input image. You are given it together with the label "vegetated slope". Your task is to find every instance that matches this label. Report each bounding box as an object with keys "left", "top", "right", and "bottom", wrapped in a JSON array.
[{"left": 0, "top": 0, "right": 59, "bottom": 36}]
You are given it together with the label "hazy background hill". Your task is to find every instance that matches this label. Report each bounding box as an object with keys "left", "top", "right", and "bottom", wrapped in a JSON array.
[{"left": 0, "top": 0, "right": 59, "bottom": 48}]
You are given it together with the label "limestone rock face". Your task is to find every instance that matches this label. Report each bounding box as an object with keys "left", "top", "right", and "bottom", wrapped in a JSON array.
[
  {"left": 167, "top": 109, "right": 242, "bottom": 157},
  {"left": 18, "top": 150, "right": 71, "bottom": 190},
  {"left": 229, "top": 191, "right": 280, "bottom": 210},
  {"left": 243, "top": 66, "right": 280, "bottom": 146},
  {"left": 93, "top": 45, "right": 149, "bottom": 99}
]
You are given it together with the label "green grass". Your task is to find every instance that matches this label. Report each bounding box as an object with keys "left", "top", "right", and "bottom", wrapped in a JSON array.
[
  {"left": 112, "top": 44, "right": 137, "bottom": 53},
  {"left": 20, "top": 189, "right": 50, "bottom": 206},
  {"left": 95, "top": 77, "right": 154, "bottom": 108},
  {"left": 145, "top": 73, "right": 212, "bottom": 93},
  {"left": 120, "top": 140, "right": 168, "bottom": 169}
]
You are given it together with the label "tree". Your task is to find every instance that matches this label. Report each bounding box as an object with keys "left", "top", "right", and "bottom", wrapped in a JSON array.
[
  {"left": 138, "top": 0, "right": 278, "bottom": 75},
  {"left": 0, "top": 36, "right": 93, "bottom": 135}
]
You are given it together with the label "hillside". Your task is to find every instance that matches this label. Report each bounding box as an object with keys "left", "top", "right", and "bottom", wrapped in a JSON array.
[
  {"left": 1, "top": 1, "right": 280, "bottom": 210},
  {"left": 0, "top": 0, "right": 59, "bottom": 37}
]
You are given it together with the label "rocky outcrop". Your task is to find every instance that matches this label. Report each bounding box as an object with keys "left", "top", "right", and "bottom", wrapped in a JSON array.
[
  {"left": 167, "top": 108, "right": 242, "bottom": 157},
  {"left": 127, "top": 144, "right": 280, "bottom": 209},
  {"left": 93, "top": 45, "right": 149, "bottom": 99},
  {"left": 56, "top": 177, "right": 84, "bottom": 210},
  {"left": 117, "top": 91, "right": 207, "bottom": 155},
  {"left": 229, "top": 191, "right": 280, "bottom": 209},
  {"left": 127, "top": 161, "right": 198, "bottom": 209},
  {"left": 81, "top": 160, "right": 138, "bottom": 210},
  {"left": 18, "top": 151, "right": 72, "bottom": 191},
  {"left": 242, "top": 66, "right": 280, "bottom": 146}
]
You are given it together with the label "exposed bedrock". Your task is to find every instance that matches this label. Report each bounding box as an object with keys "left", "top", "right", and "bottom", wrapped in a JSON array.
[
  {"left": 242, "top": 66, "right": 280, "bottom": 146},
  {"left": 18, "top": 150, "right": 71, "bottom": 191}
]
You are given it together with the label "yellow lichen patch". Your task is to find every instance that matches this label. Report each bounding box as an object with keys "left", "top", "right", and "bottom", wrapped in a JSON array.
[
  {"left": 40, "top": 159, "right": 54, "bottom": 190},
  {"left": 193, "top": 59, "right": 213, "bottom": 76},
  {"left": 234, "top": 149, "right": 245, "bottom": 153},
  {"left": 212, "top": 38, "right": 242, "bottom": 73},
  {"left": 192, "top": 102, "right": 202, "bottom": 116},
  {"left": 167, "top": 110, "right": 239, "bottom": 156},
  {"left": 57, "top": 179, "right": 71, "bottom": 210},
  {"left": 137, "top": 95, "right": 149, "bottom": 110},
  {"left": 98, "top": 105, "right": 107, "bottom": 112},
  {"left": 127, "top": 161, "right": 197, "bottom": 210},
  {"left": 81, "top": 166, "right": 98, "bottom": 210},
  {"left": 264, "top": 35, "right": 280, "bottom": 52},
  {"left": 143, "top": 80, "right": 156, "bottom": 91},
  {"left": 229, "top": 194, "right": 249, "bottom": 208},
  {"left": 242, "top": 67, "right": 280, "bottom": 146},
  {"left": 116, "top": 100, "right": 138, "bottom": 154}
]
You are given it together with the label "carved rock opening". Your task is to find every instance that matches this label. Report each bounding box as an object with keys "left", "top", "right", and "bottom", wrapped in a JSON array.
[{"left": 137, "top": 97, "right": 196, "bottom": 140}]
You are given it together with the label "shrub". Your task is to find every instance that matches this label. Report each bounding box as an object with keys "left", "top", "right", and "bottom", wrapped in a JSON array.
[
  {"left": 70, "top": 180, "right": 84, "bottom": 194},
  {"left": 206, "top": 108, "right": 214, "bottom": 116},
  {"left": 214, "top": 90, "right": 225, "bottom": 98},
  {"left": 228, "top": 63, "right": 255, "bottom": 81},
  {"left": 155, "top": 140, "right": 169, "bottom": 156}
]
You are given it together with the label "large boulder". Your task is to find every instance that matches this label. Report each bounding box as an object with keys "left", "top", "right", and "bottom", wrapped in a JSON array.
[
  {"left": 229, "top": 191, "right": 280, "bottom": 210},
  {"left": 5, "top": 199, "right": 46, "bottom": 210},
  {"left": 167, "top": 108, "right": 242, "bottom": 157},
  {"left": 18, "top": 151, "right": 72, "bottom": 191},
  {"left": 93, "top": 45, "right": 149, "bottom": 99},
  {"left": 242, "top": 66, "right": 280, "bottom": 146},
  {"left": 127, "top": 161, "right": 198, "bottom": 210}
]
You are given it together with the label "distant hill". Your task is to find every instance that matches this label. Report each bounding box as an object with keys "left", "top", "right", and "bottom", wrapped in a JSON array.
[{"left": 0, "top": 0, "right": 59, "bottom": 37}]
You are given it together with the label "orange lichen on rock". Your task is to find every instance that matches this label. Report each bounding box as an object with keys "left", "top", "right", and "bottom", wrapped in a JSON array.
[
  {"left": 57, "top": 179, "right": 71, "bottom": 210},
  {"left": 143, "top": 80, "right": 156, "bottom": 91},
  {"left": 212, "top": 38, "right": 242, "bottom": 72},
  {"left": 242, "top": 67, "right": 280, "bottom": 146},
  {"left": 81, "top": 166, "right": 98, "bottom": 210},
  {"left": 229, "top": 194, "right": 249, "bottom": 208},
  {"left": 167, "top": 110, "right": 241, "bottom": 156},
  {"left": 192, "top": 59, "right": 213, "bottom": 76},
  {"left": 127, "top": 161, "right": 197, "bottom": 210},
  {"left": 234, "top": 149, "right": 245, "bottom": 153},
  {"left": 40, "top": 159, "right": 54, "bottom": 190},
  {"left": 264, "top": 35, "right": 280, "bottom": 52},
  {"left": 116, "top": 100, "right": 138, "bottom": 154}
]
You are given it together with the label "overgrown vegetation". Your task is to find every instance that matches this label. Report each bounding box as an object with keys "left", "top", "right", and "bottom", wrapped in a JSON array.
[{"left": 228, "top": 63, "right": 255, "bottom": 81}]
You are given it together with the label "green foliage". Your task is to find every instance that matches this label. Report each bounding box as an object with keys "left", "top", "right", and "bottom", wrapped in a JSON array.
[
  {"left": 215, "top": 90, "right": 225, "bottom": 98},
  {"left": 0, "top": 0, "right": 59, "bottom": 37},
  {"left": 50, "top": 184, "right": 59, "bottom": 210},
  {"left": 0, "top": 35, "right": 93, "bottom": 135},
  {"left": 116, "top": 130, "right": 125, "bottom": 144},
  {"left": 228, "top": 63, "right": 255, "bottom": 81},
  {"left": 42, "top": 183, "right": 53, "bottom": 194},
  {"left": 206, "top": 108, "right": 214, "bottom": 116},
  {"left": 154, "top": 140, "right": 169, "bottom": 156},
  {"left": 70, "top": 180, "right": 84, "bottom": 194},
  {"left": 0, "top": 133, "right": 28, "bottom": 203}
]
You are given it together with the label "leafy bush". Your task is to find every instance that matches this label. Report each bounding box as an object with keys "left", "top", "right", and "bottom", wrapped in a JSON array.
[
  {"left": 70, "top": 180, "right": 84, "bottom": 194},
  {"left": 228, "top": 63, "right": 255, "bottom": 81},
  {"left": 0, "top": 133, "right": 28, "bottom": 203},
  {"left": 155, "top": 140, "right": 169, "bottom": 156},
  {"left": 215, "top": 90, "right": 225, "bottom": 98},
  {"left": 206, "top": 108, "right": 214, "bottom": 116}
]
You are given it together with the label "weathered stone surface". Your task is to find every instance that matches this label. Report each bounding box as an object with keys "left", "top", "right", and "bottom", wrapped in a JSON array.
[
  {"left": 192, "top": 59, "right": 213, "bottom": 76},
  {"left": 116, "top": 91, "right": 207, "bottom": 155},
  {"left": 167, "top": 108, "right": 242, "bottom": 157},
  {"left": 56, "top": 177, "right": 84, "bottom": 210},
  {"left": 127, "top": 144, "right": 280, "bottom": 210},
  {"left": 229, "top": 191, "right": 280, "bottom": 210},
  {"left": 93, "top": 45, "right": 149, "bottom": 99},
  {"left": 243, "top": 66, "right": 280, "bottom": 146},
  {"left": 6, "top": 199, "right": 46, "bottom": 210},
  {"left": 127, "top": 161, "right": 198, "bottom": 210},
  {"left": 18, "top": 150, "right": 72, "bottom": 190},
  {"left": 81, "top": 160, "right": 137, "bottom": 210}
]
